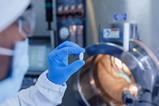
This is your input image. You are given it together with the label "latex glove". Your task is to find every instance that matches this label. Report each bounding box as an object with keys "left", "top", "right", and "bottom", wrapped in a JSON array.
[{"left": 47, "top": 41, "right": 85, "bottom": 85}]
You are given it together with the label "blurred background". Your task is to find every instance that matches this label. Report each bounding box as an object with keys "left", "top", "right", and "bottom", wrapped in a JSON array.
[
  {"left": 22, "top": 0, "right": 159, "bottom": 105},
  {"left": 32, "top": 0, "right": 159, "bottom": 48}
]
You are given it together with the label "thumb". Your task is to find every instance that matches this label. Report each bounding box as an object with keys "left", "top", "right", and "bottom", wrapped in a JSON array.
[{"left": 66, "top": 60, "right": 85, "bottom": 76}]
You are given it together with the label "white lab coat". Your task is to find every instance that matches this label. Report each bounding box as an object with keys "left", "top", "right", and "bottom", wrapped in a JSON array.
[{"left": 0, "top": 71, "right": 67, "bottom": 106}]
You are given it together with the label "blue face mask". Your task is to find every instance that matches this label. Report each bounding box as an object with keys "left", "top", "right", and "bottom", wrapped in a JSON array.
[{"left": 0, "top": 39, "right": 29, "bottom": 102}]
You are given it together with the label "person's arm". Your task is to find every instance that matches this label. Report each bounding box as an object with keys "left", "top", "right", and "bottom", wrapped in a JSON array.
[
  {"left": 0, "top": 71, "right": 66, "bottom": 106},
  {"left": 0, "top": 41, "right": 85, "bottom": 106}
]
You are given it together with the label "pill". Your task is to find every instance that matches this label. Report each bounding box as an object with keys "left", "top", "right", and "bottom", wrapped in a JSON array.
[{"left": 79, "top": 53, "right": 84, "bottom": 60}]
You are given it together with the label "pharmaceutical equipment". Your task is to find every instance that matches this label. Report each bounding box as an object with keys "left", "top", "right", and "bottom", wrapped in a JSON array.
[
  {"left": 72, "top": 15, "right": 159, "bottom": 105},
  {"left": 73, "top": 39, "right": 159, "bottom": 106},
  {"left": 56, "top": 0, "right": 87, "bottom": 47}
]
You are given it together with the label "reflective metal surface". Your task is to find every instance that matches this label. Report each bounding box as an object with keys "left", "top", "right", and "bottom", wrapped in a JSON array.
[{"left": 76, "top": 40, "right": 159, "bottom": 106}]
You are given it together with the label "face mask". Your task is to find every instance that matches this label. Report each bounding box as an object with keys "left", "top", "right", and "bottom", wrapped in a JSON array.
[{"left": 0, "top": 39, "right": 29, "bottom": 102}]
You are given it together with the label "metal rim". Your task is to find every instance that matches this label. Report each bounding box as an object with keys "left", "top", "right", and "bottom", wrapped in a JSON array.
[{"left": 131, "top": 39, "right": 159, "bottom": 69}]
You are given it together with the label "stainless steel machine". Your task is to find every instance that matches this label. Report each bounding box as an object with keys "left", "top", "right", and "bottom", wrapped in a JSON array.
[
  {"left": 74, "top": 39, "right": 159, "bottom": 106},
  {"left": 73, "top": 18, "right": 159, "bottom": 106}
]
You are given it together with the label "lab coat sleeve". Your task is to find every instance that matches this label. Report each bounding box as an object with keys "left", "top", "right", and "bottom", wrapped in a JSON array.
[{"left": 0, "top": 71, "right": 67, "bottom": 106}]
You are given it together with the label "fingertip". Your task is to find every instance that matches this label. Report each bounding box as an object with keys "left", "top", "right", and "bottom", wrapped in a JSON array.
[
  {"left": 76, "top": 60, "right": 85, "bottom": 67},
  {"left": 64, "top": 40, "right": 71, "bottom": 44},
  {"left": 81, "top": 60, "right": 85, "bottom": 65},
  {"left": 67, "top": 60, "right": 85, "bottom": 75},
  {"left": 56, "top": 41, "right": 73, "bottom": 49},
  {"left": 81, "top": 48, "right": 85, "bottom": 52},
  {"left": 78, "top": 47, "right": 85, "bottom": 54}
]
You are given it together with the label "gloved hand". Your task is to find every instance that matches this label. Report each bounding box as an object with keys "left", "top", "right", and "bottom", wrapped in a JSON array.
[{"left": 47, "top": 41, "right": 85, "bottom": 85}]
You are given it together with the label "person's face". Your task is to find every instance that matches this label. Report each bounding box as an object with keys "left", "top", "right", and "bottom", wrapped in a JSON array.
[
  {"left": 0, "top": 22, "right": 25, "bottom": 80},
  {"left": 0, "top": 6, "right": 35, "bottom": 80}
]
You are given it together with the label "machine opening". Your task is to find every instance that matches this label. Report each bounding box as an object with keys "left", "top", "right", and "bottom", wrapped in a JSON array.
[{"left": 78, "top": 54, "right": 138, "bottom": 106}]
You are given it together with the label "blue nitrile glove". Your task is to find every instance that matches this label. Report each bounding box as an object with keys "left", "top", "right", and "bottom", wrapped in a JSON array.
[{"left": 47, "top": 41, "right": 85, "bottom": 85}]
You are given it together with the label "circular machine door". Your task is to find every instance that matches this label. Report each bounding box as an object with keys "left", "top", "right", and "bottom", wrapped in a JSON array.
[{"left": 76, "top": 40, "right": 159, "bottom": 106}]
